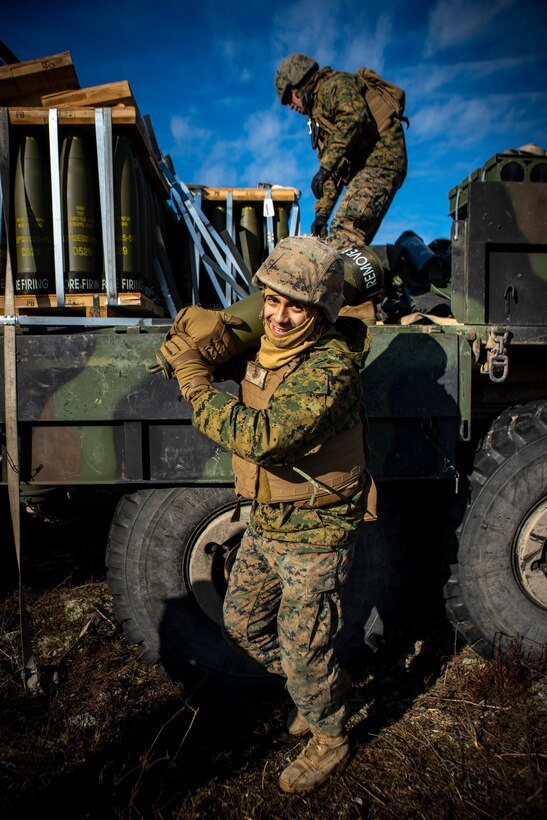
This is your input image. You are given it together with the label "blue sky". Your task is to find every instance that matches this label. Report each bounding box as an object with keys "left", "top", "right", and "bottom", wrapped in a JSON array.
[{"left": 3, "top": 0, "right": 546, "bottom": 246}]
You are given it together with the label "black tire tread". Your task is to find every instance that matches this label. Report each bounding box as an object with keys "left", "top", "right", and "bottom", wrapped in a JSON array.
[{"left": 444, "top": 400, "right": 547, "bottom": 659}]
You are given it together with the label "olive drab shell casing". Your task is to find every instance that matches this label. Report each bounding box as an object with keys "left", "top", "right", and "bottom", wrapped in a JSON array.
[
  {"left": 238, "top": 203, "right": 263, "bottom": 275},
  {"left": 338, "top": 244, "right": 385, "bottom": 303},
  {"left": 60, "top": 131, "right": 102, "bottom": 292},
  {"left": 14, "top": 132, "right": 53, "bottom": 293},
  {"left": 210, "top": 204, "right": 226, "bottom": 235},
  {"left": 225, "top": 290, "right": 265, "bottom": 352},
  {"left": 113, "top": 134, "right": 142, "bottom": 292},
  {"left": 274, "top": 203, "right": 290, "bottom": 243}
]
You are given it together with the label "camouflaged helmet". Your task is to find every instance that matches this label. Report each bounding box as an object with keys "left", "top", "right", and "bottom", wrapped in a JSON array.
[
  {"left": 252, "top": 236, "right": 344, "bottom": 323},
  {"left": 274, "top": 53, "right": 319, "bottom": 105}
]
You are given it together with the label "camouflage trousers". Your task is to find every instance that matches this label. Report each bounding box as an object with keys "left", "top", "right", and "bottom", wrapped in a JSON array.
[
  {"left": 327, "top": 166, "right": 405, "bottom": 250},
  {"left": 223, "top": 526, "right": 355, "bottom": 736}
]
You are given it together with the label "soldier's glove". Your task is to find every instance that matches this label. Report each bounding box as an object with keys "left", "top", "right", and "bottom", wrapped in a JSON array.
[
  {"left": 148, "top": 330, "right": 194, "bottom": 379},
  {"left": 172, "top": 305, "right": 245, "bottom": 365},
  {"left": 311, "top": 167, "right": 330, "bottom": 199},
  {"left": 310, "top": 215, "right": 327, "bottom": 238},
  {"left": 154, "top": 332, "right": 213, "bottom": 402},
  {"left": 173, "top": 350, "right": 214, "bottom": 404}
]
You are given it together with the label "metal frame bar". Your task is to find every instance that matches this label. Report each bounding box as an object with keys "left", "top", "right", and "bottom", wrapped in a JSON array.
[
  {"left": 263, "top": 185, "right": 275, "bottom": 255},
  {"left": 0, "top": 314, "right": 166, "bottom": 327},
  {"left": 161, "top": 162, "right": 255, "bottom": 305},
  {"left": 153, "top": 256, "right": 177, "bottom": 319},
  {"left": 48, "top": 109, "right": 65, "bottom": 307},
  {"left": 225, "top": 190, "right": 235, "bottom": 303},
  {"left": 175, "top": 181, "right": 251, "bottom": 282},
  {"left": 289, "top": 199, "right": 300, "bottom": 236},
  {"left": 95, "top": 107, "right": 117, "bottom": 305}
]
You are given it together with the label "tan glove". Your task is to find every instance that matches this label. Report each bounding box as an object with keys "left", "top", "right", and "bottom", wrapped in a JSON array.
[
  {"left": 152, "top": 333, "right": 212, "bottom": 403},
  {"left": 149, "top": 331, "right": 194, "bottom": 379},
  {"left": 172, "top": 305, "right": 245, "bottom": 364},
  {"left": 173, "top": 349, "right": 213, "bottom": 404}
]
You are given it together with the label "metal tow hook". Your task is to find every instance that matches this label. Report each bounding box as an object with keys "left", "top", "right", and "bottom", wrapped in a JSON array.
[{"left": 487, "top": 329, "right": 509, "bottom": 383}]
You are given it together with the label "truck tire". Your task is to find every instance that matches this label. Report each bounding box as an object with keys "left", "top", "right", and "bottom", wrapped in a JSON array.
[
  {"left": 106, "top": 487, "right": 267, "bottom": 683},
  {"left": 106, "top": 485, "right": 407, "bottom": 683},
  {"left": 444, "top": 400, "right": 547, "bottom": 660}
]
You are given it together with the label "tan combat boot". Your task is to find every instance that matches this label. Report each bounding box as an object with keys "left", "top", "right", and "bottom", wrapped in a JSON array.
[{"left": 279, "top": 732, "right": 350, "bottom": 793}]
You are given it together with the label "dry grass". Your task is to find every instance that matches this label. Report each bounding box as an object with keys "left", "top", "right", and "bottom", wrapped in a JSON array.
[{"left": 0, "top": 511, "right": 545, "bottom": 819}]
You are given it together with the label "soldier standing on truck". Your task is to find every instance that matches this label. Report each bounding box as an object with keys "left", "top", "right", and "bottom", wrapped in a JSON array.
[
  {"left": 274, "top": 53, "right": 408, "bottom": 251},
  {"left": 156, "top": 236, "right": 375, "bottom": 793}
]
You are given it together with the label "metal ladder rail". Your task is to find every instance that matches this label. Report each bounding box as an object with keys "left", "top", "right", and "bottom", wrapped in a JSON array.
[
  {"left": 160, "top": 161, "right": 253, "bottom": 306},
  {"left": 169, "top": 175, "right": 253, "bottom": 291}
]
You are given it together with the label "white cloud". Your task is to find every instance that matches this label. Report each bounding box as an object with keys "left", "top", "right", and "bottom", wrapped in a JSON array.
[
  {"left": 243, "top": 110, "right": 285, "bottom": 152},
  {"left": 190, "top": 103, "right": 314, "bottom": 191},
  {"left": 342, "top": 13, "right": 392, "bottom": 74},
  {"left": 410, "top": 91, "right": 545, "bottom": 149},
  {"left": 407, "top": 56, "right": 526, "bottom": 99},
  {"left": 171, "top": 115, "right": 211, "bottom": 144},
  {"left": 270, "top": 0, "right": 393, "bottom": 74},
  {"left": 424, "top": 0, "right": 516, "bottom": 57},
  {"left": 241, "top": 154, "right": 303, "bottom": 190}
]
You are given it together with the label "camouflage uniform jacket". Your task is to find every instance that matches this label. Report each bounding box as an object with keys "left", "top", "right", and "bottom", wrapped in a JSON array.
[
  {"left": 302, "top": 67, "right": 407, "bottom": 220},
  {"left": 191, "top": 319, "right": 370, "bottom": 549}
]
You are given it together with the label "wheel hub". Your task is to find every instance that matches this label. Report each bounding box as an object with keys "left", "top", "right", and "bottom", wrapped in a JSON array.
[
  {"left": 514, "top": 498, "right": 547, "bottom": 610},
  {"left": 186, "top": 504, "right": 250, "bottom": 625}
]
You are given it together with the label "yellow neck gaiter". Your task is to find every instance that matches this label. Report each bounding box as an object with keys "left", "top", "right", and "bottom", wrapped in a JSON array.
[{"left": 257, "top": 291, "right": 328, "bottom": 369}]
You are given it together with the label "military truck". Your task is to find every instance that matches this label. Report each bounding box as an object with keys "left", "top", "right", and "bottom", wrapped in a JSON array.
[{"left": 1, "top": 51, "right": 546, "bottom": 684}]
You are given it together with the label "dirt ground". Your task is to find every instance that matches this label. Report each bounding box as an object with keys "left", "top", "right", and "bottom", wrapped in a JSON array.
[{"left": 1, "top": 506, "right": 546, "bottom": 819}]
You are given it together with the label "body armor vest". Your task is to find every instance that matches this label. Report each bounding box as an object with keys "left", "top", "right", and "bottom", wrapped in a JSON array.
[{"left": 232, "top": 356, "right": 366, "bottom": 508}]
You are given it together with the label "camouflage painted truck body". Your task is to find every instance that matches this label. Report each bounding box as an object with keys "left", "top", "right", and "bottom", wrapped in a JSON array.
[
  {"left": 3, "top": 320, "right": 464, "bottom": 489},
  {"left": 2, "top": 159, "right": 547, "bottom": 681}
]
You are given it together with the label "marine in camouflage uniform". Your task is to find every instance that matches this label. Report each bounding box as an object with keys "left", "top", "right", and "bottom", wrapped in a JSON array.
[
  {"left": 158, "top": 236, "right": 374, "bottom": 793},
  {"left": 275, "top": 53, "right": 407, "bottom": 250}
]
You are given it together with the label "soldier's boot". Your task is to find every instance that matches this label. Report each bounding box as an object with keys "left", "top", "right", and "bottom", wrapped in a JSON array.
[
  {"left": 287, "top": 709, "right": 309, "bottom": 737},
  {"left": 279, "top": 732, "right": 350, "bottom": 793},
  {"left": 286, "top": 670, "right": 353, "bottom": 737}
]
